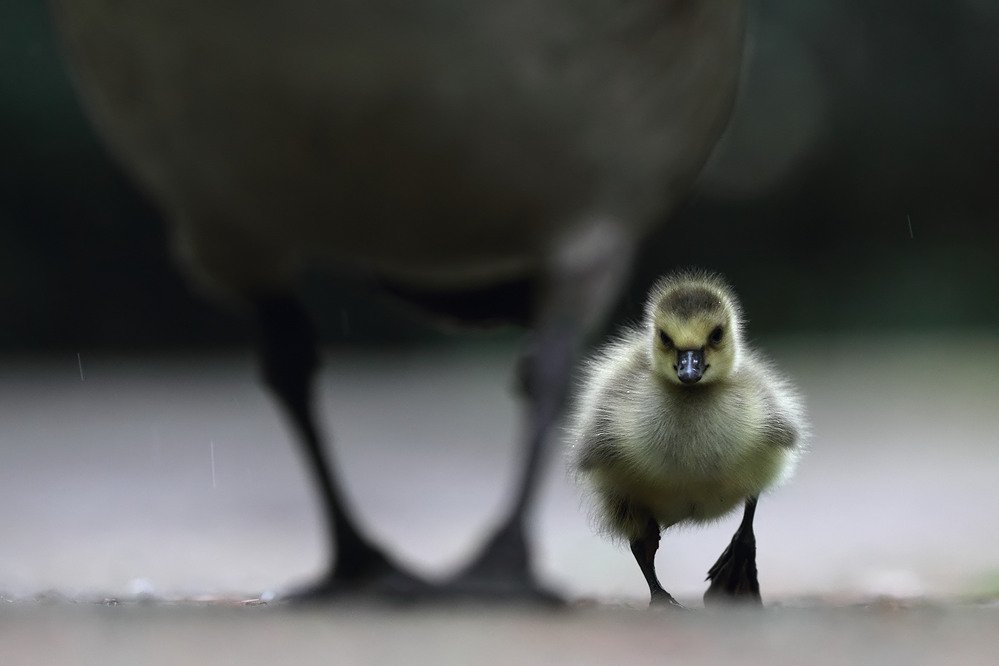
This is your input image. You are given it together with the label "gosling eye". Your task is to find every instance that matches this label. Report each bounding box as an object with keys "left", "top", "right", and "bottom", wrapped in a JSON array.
[
  {"left": 709, "top": 326, "right": 724, "bottom": 345},
  {"left": 658, "top": 329, "right": 673, "bottom": 348}
]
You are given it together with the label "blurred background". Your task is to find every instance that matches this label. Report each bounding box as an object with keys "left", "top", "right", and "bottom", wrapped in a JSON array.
[
  {"left": 3, "top": 0, "right": 999, "bottom": 347},
  {"left": 1, "top": 0, "right": 997, "bottom": 604}
]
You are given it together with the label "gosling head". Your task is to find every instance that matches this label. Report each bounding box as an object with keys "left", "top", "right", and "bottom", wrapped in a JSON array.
[{"left": 645, "top": 270, "right": 744, "bottom": 387}]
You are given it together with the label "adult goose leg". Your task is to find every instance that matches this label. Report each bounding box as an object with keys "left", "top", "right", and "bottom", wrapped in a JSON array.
[
  {"left": 256, "top": 294, "right": 428, "bottom": 601},
  {"left": 448, "top": 226, "right": 636, "bottom": 602}
]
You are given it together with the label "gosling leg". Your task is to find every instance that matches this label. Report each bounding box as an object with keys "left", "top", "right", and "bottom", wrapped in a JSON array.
[
  {"left": 255, "top": 295, "right": 428, "bottom": 601},
  {"left": 631, "top": 517, "right": 683, "bottom": 608},
  {"left": 703, "top": 495, "right": 763, "bottom": 606},
  {"left": 449, "top": 228, "right": 636, "bottom": 603}
]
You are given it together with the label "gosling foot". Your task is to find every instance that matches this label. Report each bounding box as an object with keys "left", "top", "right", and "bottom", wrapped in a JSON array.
[
  {"left": 704, "top": 496, "right": 763, "bottom": 607},
  {"left": 650, "top": 589, "right": 687, "bottom": 610},
  {"left": 703, "top": 533, "right": 762, "bottom": 606}
]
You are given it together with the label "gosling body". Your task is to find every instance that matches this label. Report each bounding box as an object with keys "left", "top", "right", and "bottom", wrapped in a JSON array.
[
  {"left": 570, "top": 270, "right": 805, "bottom": 606},
  {"left": 575, "top": 328, "right": 800, "bottom": 534}
]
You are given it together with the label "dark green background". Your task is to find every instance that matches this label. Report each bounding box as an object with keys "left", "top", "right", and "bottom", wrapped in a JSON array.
[{"left": 3, "top": 1, "right": 997, "bottom": 350}]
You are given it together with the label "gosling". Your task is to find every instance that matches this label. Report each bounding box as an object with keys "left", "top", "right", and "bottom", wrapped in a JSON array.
[{"left": 569, "top": 269, "right": 805, "bottom": 607}]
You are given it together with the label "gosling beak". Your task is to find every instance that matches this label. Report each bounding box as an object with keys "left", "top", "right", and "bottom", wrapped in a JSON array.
[{"left": 676, "top": 349, "right": 705, "bottom": 384}]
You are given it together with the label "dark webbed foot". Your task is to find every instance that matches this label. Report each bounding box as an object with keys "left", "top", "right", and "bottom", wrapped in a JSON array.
[
  {"left": 286, "top": 524, "right": 562, "bottom": 606},
  {"left": 441, "top": 521, "right": 562, "bottom": 606},
  {"left": 704, "top": 496, "right": 763, "bottom": 606},
  {"left": 703, "top": 538, "right": 761, "bottom": 605},
  {"left": 283, "top": 553, "right": 434, "bottom": 605},
  {"left": 650, "top": 589, "right": 686, "bottom": 610}
]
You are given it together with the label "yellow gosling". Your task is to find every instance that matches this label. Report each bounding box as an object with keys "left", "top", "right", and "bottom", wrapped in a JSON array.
[{"left": 569, "top": 269, "right": 806, "bottom": 607}]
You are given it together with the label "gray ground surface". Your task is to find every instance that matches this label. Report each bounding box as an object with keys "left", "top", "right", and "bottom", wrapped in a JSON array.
[
  {"left": 3, "top": 602, "right": 999, "bottom": 665},
  {"left": 1, "top": 333, "right": 998, "bottom": 661}
]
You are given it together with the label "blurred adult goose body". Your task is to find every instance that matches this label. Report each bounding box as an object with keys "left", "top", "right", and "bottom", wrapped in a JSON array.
[
  {"left": 569, "top": 270, "right": 806, "bottom": 606},
  {"left": 50, "top": 2, "right": 746, "bottom": 600}
]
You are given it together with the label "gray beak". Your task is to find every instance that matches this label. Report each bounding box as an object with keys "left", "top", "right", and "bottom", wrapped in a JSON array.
[{"left": 676, "top": 349, "right": 705, "bottom": 384}]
